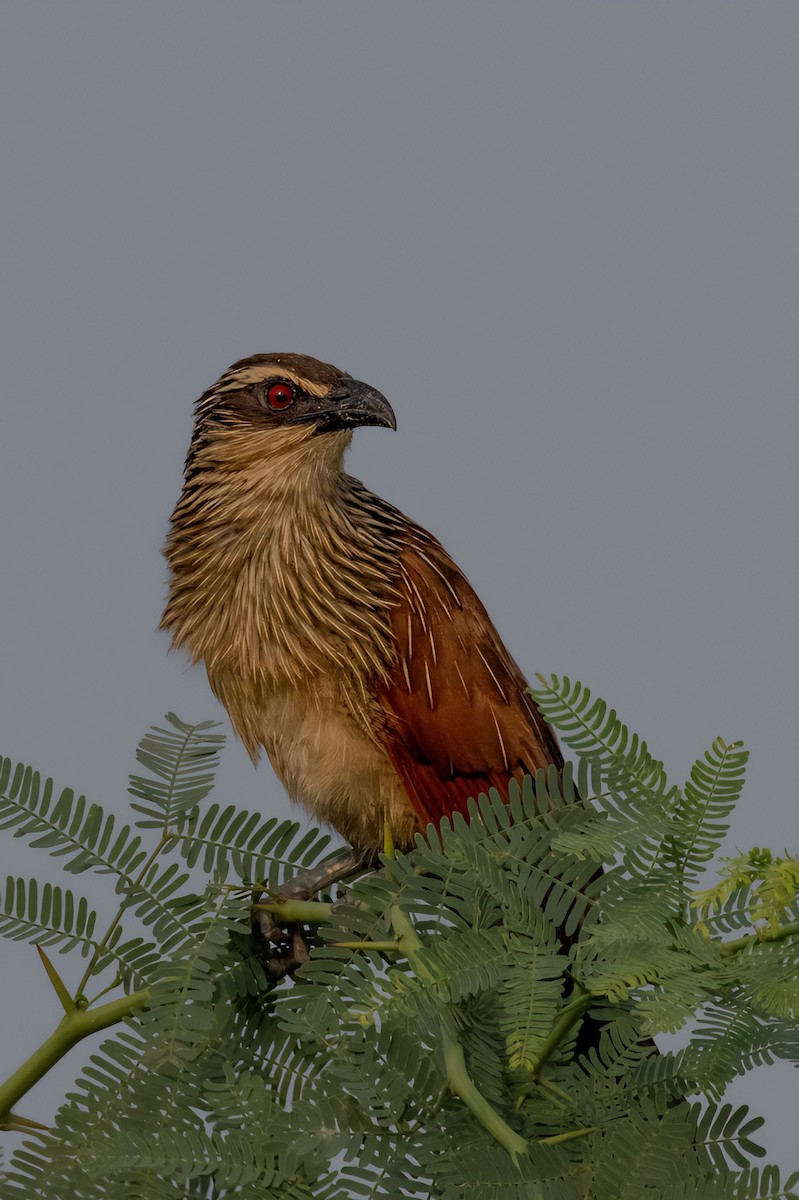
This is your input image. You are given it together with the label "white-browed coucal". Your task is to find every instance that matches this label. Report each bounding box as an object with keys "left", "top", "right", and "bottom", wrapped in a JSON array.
[{"left": 161, "top": 353, "right": 562, "bottom": 859}]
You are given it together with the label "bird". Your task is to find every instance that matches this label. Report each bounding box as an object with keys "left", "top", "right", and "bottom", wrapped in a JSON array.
[{"left": 161, "top": 352, "right": 563, "bottom": 868}]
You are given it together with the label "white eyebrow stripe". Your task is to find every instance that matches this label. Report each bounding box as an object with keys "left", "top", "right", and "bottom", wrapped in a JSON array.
[{"left": 213, "top": 365, "right": 330, "bottom": 398}]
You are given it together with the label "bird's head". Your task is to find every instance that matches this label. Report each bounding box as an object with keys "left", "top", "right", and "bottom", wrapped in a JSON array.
[
  {"left": 196, "top": 352, "right": 395, "bottom": 435},
  {"left": 185, "top": 353, "right": 396, "bottom": 491}
]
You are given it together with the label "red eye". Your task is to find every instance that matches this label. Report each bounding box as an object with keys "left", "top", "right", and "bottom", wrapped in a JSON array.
[{"left": 266, "top": 382, "right": 294, "bottom": 410}]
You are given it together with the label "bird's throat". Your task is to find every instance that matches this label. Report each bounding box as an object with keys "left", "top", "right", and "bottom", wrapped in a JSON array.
[{"left": 161, "top": 426, "right": 401, "bottom": 753}]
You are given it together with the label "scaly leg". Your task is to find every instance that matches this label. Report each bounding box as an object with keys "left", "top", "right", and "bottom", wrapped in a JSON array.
[
  {"left": 253, "top": 846, "right": 375, "bottom": 951},
  {"left": 271, "top": 846, "right": 375, "bottom": 903}
]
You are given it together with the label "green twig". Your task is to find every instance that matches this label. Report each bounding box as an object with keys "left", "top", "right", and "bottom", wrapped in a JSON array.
[
  {"left": 390, "top": 906, "right": 528, "bottom": 1163},
  {"left": 383, "top": 820, "right": 395, "bottom": 861},
  {"left": 532, "top": 989, "right": 595, "bottom": 1079},
  {"left": 389, "top": 907, "right": 435, "bottom": 980},
  {"left": 516, "top": 1076, "right": 574, "bottom": 1112},
  {"left": 540, "top": 1125, "right": 598, "bottom": 1146},
  {"left": 332, "top": 939, "right": 400, "bottom": 952},
  {"left": 253, "top": 899, "right": 333, "bottom": 924},
  {"left": 0, "top": 988, "right": 148, "bottom": 1128},
  {"left": 719, "top": 919, "right": 799, "bottom": 957},
  {"left": 86, "top": 973, "right": 123, "bottom": 1007}
]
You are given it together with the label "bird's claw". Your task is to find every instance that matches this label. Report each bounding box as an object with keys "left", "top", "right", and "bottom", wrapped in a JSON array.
[
  {"left": 251, "top": 914, "right": 311, "bottom": 980},
  {"left": 251, "top": 847, "right": 374, "bottom": 980},
  {"left": 256, "top": 908, "right": 286, "bottom": 943}
]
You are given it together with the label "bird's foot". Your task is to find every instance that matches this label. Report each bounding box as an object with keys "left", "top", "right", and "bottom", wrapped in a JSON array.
[
  {"left": 252, "top": 847, "right": 374, "bottom": 970},
  {"left": 255, "top": 922, "right": 311, "bottom": 982}
]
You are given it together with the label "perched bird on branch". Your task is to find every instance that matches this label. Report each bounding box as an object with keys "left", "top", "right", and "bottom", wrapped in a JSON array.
[{"left": 161, "top": 353, "right": 562, "bottom": 864}]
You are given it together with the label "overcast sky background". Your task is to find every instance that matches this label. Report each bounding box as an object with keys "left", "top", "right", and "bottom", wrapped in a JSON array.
[{"left": 0, "top": 0, "right": 797, "bottom": 1177}]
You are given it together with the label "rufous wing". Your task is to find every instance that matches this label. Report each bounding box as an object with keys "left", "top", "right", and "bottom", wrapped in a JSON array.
[{"left": 377, "top": 528, "right": 562, "bottom": 829}]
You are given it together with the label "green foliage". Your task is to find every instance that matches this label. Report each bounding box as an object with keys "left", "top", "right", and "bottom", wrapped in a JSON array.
[
  {"left": 695, "top": 848, "right": 799, "bottom": 935},
  {"left": 0, "top": 876, "right": 98, "bottom": 953},
  {"left": 0, "top": 755, "right": 148, "bottom": 877},
  {"left": 0, "top": 683, "right": 797, "bottom": 1197}
]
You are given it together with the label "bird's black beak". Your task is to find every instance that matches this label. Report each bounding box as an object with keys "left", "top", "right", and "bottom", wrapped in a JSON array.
[{"left": 315, "top": 379, "right": 397, "bottom": 433}]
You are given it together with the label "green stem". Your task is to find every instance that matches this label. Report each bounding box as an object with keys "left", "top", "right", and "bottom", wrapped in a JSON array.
[
  {"left": 253, "top": 899, "right": 333, "bottom": 924},
  {"left": 332, "top": 940, "right": 400, "bottom": 952},
  {"left": 531, "top": 1077, "right": 574, "bottom": 1110},
  {"left": 86, "top": 973, "right": 123, "bottom": 1007},
  {"left": 390, "top": 907, "right": 434, "bottom": 978},
  {"left": 390, "top": 906, "right": 528, "bottom": 1163},
  {"left": 533, "top": 989, "right": 595, "bottom": 1079},
  {"left": 719, "top": 919, "right": 799, "bottom": 957},
  {"left": 0, "top": 988, "right": 148, "bottom": 1129},
  {"left": 441, "top": 1016, "right": 528, "bottom": 1162},
  {"left": 540, "top": 1125, "right": 598, "bottom": 1146}
]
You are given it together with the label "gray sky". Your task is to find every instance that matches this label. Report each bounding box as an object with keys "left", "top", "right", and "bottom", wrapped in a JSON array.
[{"left": 1, "top": 0, "right": 797, "bottom": 1174}]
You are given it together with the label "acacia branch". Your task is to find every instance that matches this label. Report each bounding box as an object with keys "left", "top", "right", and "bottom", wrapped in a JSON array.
[
  {"left": 0, "top": 987, "right": 148, "bottom": 1130},
  {"left": 253, "top": 898, "right": 334, "bottom": 925},
  {"left": 719, "top": 919, "right": 799, "bottom": 957},
  {"left": 532, "top": 987, "right": 595, "bottom": 1079},
  {"left": 390, "top": 905, "right": 528, "bottom": 1163}
]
